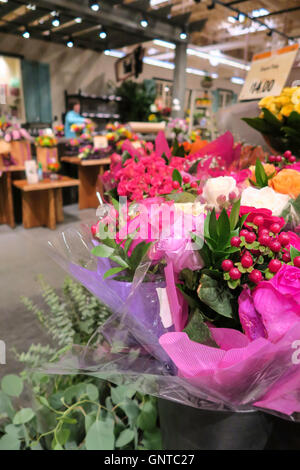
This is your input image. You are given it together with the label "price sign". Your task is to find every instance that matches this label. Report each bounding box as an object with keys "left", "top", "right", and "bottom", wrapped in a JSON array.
[
  {"left": 93, "top": 136, "right": 108, "bottom": 149},
  {"left": 239, "top": 44, "right": 299, "bottom": 101}
]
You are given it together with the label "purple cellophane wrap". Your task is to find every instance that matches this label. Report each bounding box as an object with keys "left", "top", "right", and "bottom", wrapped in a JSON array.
[{"left": 47, "top": 225, "right": 300, "bottom": 421}]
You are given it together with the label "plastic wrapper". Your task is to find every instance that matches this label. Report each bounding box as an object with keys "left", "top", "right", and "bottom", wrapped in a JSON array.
[{"left": 47, "top": 224, "right": 300, "bottom": 422}]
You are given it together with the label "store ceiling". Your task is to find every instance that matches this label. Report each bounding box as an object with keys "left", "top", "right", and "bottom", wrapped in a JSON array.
[{"left": 0, "top": 0, "right": 299, "bottom": 59}]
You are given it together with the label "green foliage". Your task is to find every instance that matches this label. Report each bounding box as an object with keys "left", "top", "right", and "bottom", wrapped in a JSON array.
[
  {"left": 116, "top": 79, "right": 156, "bottom": 122},
  {"left": 0, "top": 277, "right": 162, "bottom": 450},
  {"left": 242, "top": 108, "right": 300, "bottom": 157},
  {"left": 183, "top": 308, "right": 216, "bottom": 346},
  {"left": 91, "top": 236, "right": 152, "bottom": 282},
  {"left": 249, "top": 158, "right": 275, "bottom": 188}
]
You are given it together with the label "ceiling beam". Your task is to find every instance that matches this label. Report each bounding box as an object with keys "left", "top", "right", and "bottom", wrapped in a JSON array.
[{"left": 32, "top": 0, "right": 186, "bottom": 43}]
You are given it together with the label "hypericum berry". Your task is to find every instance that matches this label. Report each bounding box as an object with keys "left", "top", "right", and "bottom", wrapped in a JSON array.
[
  {"left": 269, "top": 259, "right": 282, "bottom": 273},
  {"left": 278, "top": 232, "right": 290, "bottom": 246},
  {"left": 289, "top": 155, "right": 296, "bottom": 163},
  {"left": 231, "top": 236, "right": 241, "bottom": 247},
  {"left": 245, "top": 232, "right": 256, "bottom": 243},
  {"left": 276, "top": 155, "right": 282, "bottom": 163},
  {"left": 241, "top": 255, "right": 253, "bottom": 268},
  {"left": 258, "top": 234, "right": 271, "bottom": 246},
  {"left": 221, "top": 259, "right": 234, "bottom": 272},
  {"left": 229, "top": 191, "right": 237, "bottom": 201},
  {"left": 240, "top": 229, "right": 249, "bottom": 237},
  {"left": 253, "top": 215, "right": 264, "bottom": 227},
  {"left": 269, "top": 240, "right": 282, "bottom": 253},
  {"left": 284, "top": 150, "right": 292, "bottom": 159},
  {"left": 190, "top": 181, "right": 198, "bottom": 189},
  {"left": 259, "top": 228, "right": 269, "bottom": 237},
  {"left": 183, "top": 175, "right": 190, "bottom": 184},
  {"left": 91, "top": 224, "right": 97, "bottom": 236},
  {"left": 270, "top": 223, "right": 281, "bottom": 234},
  {"left": 293, "top": 256, "right": 300, "bottom": 268},
  {"left": 229, "top": 267, "right": 241, "bottom": 280},
  {"left": 172, "top": 180, "right": 180, "bottom": 190},
  {"left": 197, "top": 188, "right": 203, "bottom": 195},
  {"left": 282, "top": 252, "right": 291, "bottom": 262},
  {"left": 269, "top": 155, "right": 276, "bottom": 163},
  {"left": 249, "top": 269, "right": 263, "bottom": 284}
]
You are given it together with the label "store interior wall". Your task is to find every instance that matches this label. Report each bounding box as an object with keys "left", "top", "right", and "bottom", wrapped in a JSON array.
[{"left": 0, "top": 32, "right": 241, "bottom": 123}]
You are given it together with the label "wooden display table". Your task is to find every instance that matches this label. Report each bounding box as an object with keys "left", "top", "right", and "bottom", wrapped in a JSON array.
[
  {"left": 0, "top": 165, "right": 25, "bottom": 228},
  {"left": 13, "top": 176, "right": 79, "bottom": 230},
  {"left": 61, "top": 156, "right": 110, "bottom": 209}
]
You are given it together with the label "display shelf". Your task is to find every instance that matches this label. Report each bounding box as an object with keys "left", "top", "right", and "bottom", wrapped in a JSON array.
[{"left": 64, "top": 90, "right": 121, "bottom": 124}]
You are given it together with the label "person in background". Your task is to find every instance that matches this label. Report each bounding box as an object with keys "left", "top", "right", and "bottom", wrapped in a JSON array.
[{"left": 64, "top": 99, "right": 89, "bottom": 138}]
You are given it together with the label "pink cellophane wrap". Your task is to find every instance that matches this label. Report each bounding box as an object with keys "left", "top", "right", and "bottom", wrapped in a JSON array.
[{"left": 46, "top": 225, "right": 300, "bottom": 421}]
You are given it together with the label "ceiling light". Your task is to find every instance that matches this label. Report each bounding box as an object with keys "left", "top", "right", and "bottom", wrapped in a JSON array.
[
  {"left": 153, "top": 39, "right": 175, "bottom": 49},
  {"left": 104, "top": 50, "right": 125, "bottom": 58},
  {"left": 150, "top": 0, "right": 166, "bottom": 6},
  {"left": 90, "top": 1, "right": 100, "bottom": 11},
  {"left": 22, "top": 29, "right": 30, "bottom": 39},
  {"left": 75, "top": 17, "right": 82, "bottom": 23},
  {"left": 51, "top": 10, "right": 57, "bottom": 16},
  {"left": 67, "top": 39, "right": 74, "bottom": 48},
  {"left": 180, "top": 31, "right": 187, "bottom": 40},
  {"left": 99, "top": 30, "right": 107, "bottom": 39},
  {"left": 231, "top": 76, "right": 245, "bottom": 85},
  {"left": 140, "top": 19, "right": 148, "bottom": 28},
  {"left": 251, "top": 8, "right": 269, "bottom": 18},
  {"left": 52, "top": 16, "right": 60, "bottom": 27},
  {"left": 26, "top": 3, "right": 36, "bottom": 9}
]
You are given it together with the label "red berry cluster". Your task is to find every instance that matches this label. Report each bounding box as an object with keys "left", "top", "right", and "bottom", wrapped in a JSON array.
[
  {"left": 172, "top": 177, "right": 203, "bottom": 195},
  {"left": 221, "top": 215, "right": 293, "bottom": 287},
  {"left": 268, "top": 150, "right": 296, "bottom": 167}
]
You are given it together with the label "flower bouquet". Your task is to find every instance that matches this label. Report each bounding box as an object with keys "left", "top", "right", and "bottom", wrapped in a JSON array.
[
  {"left": 47, "top": 196, "right": 300, "bottom": 423},
  {"left": 47, "top": 161, "right": 61, "bottom": 180},
  {"left": 35, "top": 135, "right": 58, "bottom": 171},
  {"left": 71, "top": 123, "right": 85, "bottom": 137},
  {"left": 65, "top": 138, "right": 81, "bottom": 156},
  {"left": 243, "top": 87, "right": 300, "bottom": 158},
  {"left": 53, "top": 124, "right": 64, "bottom": 137},
  {"left": 1, "top": 124, "right": 32, "bottom": 166}
]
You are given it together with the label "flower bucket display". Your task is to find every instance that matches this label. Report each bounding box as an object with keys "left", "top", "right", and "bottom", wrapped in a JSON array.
[
  {"left": 1, "top": 125, "right": 32, "bottom": 165},
  {"left": 35, "top": 135, "right": 58, "bottom": 171},
  {"left": 41, "top": 131, "right": 300, "bottom": 451}
]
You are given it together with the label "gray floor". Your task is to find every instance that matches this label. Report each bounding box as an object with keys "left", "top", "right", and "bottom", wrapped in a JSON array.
[{"left": 0, "top": 204, "right": 96, "bottom": 379}]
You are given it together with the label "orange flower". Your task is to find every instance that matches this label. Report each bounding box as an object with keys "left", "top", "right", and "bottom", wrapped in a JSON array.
[
  {"left": 269, "top": 169, "right": 300, "bottom": 198},
  {"left": 190, "top": 137, "right": 208, "bottom": 154}
]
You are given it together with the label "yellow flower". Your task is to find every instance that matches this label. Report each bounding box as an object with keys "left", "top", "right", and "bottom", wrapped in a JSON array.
[
  {"left": 295, "top": 103, "right": 300, "bottom": 114},
  {"left": 291, "top": 88, "right": 300, "bottom": 105},
  {"left": 274, "top": 95, "right": 291, "bottom": 107},
  {"left": 148, "top": 114, "right": 156, "bottom": 122},
  {"left": 282, "top": 87, "right": 297, "bottom": 96},
  {"left": 281, "top": 104, "right": 294, "bottom": 117},
  {"left": 258, "top": 96, "right": 275, "bottom": 108}
]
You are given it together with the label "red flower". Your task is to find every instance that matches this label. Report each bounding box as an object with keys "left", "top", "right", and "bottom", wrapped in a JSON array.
[{"left": 240, "top": 206, "right": 285, "bottom": 231}]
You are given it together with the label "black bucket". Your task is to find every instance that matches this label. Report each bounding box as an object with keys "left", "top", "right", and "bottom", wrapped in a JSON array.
[{"left": 157, "top": 398, "right": 300, "bottom": 450}]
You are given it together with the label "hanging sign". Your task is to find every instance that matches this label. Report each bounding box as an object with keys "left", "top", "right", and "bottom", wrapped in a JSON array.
[{"left": 239, "top": 43, "right": 299, "bottom": 101}]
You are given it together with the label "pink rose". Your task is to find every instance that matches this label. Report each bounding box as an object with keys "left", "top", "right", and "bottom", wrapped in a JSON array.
[
  {"left": 239, "top": 265, "right": 300, "bottom": 343},
  {"left": 287, "top": 231, "right": 300, "bottom": 251}
]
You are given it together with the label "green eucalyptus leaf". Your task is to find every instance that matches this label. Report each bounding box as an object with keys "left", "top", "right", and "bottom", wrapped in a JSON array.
[
  {"left": 0, "top": 434, "right": 21, "bottom": 451},
  {"left": 116, "top": 429, "right": 135, "bottom": 448},
  {"left": 13, "top": 408, "right": 35, "bottom": 425},
  {"left": 85, "top": 417, "right": 115, "bottom": 450},
  {"left": 1, "top": 375, "right": 23, "bottom": 397}
]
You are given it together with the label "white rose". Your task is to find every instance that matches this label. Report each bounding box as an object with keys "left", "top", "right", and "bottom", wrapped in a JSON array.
[
  {"left": 203, "top": 176, "right": 237, "bottom": 209},
  {"left": 241, "top": 186, "right": 290, "bottom": 216}
]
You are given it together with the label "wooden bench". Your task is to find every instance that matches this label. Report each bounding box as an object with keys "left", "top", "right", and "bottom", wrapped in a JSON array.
[{"left": 13, "top": 176, "right": 79, "bottom": 229}]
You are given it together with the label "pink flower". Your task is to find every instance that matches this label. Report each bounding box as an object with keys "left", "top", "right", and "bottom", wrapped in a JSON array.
[
  {"left": 287, "top": 231, "right": 300, "bottom": 250},
  {"left": 238, "top": 265, "right": 300, "bottom": 343}
]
